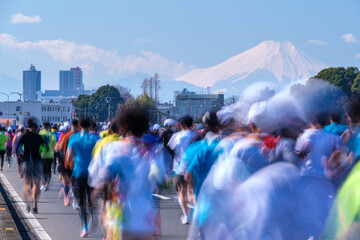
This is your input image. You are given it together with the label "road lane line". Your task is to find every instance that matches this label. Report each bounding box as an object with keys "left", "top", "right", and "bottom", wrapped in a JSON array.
[
  {"left": 0, "top": 173, "right": 52, "bottom": 240},
  {"left": 152, "top": 193, "right": 171, "bottom": 200}
]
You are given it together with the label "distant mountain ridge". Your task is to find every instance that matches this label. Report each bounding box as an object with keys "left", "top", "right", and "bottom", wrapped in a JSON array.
[
  {"left": 175, "top": 40, "right": 327, "bottom": 95},
  {"left": 0, "top": 73, "right": 21, "bottom": 100}
]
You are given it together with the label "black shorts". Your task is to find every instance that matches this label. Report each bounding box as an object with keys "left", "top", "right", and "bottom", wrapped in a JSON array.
[
  {"left": 5, "top": 147, "right": 12, "bottom": 157},
  {"left": 0, "top": 150, "right": 5, "bottom": 159},
  {"left": 57, "top": 154, "right": 72, "bottom": 176},
  {"left": 22, "top": 160, "right": 43, "bottom": 179},
  {"left": 42, "top": 158, "right": 54, "bottom": 174},
  {"left": 73, "top": 177, "right": 92, "bottom": 207},
  {"left": 173, "top": 175, "right": 186, "bottom": 192}
]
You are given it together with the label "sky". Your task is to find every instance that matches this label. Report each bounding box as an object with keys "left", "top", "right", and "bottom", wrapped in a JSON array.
[{"left": 0, "top": 0, "right": 359, "bottom": 97}]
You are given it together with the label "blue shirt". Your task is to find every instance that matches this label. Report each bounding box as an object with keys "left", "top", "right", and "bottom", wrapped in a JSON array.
[
  {"left": 68, "top": 130, "right": 98, "bottom": 178},
  {"left": 323, "top": 123, "right": 348, "bottom": 136}
]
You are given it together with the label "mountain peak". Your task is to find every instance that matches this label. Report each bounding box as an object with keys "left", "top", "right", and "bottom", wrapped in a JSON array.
[{"left": 175, "top": 41, "right": 327, "bottom": 91}]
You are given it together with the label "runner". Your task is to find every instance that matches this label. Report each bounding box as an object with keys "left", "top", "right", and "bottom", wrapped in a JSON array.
[
  {"left": 160, "top": 119, "right": 176, "bottom": 178},
  {"left": 66, "top": 118, "right": 98, "bottom": 237},
  {"left": 16, "top": 118, "right": 45, "bottom": 214},
  {"left": 88, "top": 119, "right": 120, "bottom": 238},
  {"left": 39, "top": 122, "right": 57, "bottom": 191},
  {"left": 88, "top": 106, "right": 165, "bottom": 239},
  {"left": 168, "top": 115, "right": 196, "bottom": 224},
  {"left": 0, "top": 127, "right": 6, "bottom": 171},
  {"left": 12, "top": 125, "right": 26, "bottom": 177},
  {"left": 56, "top": 119, "right": 79, "bottom": 206},
  {"left": 5, "top": 127, "right": 14, "bottom": 167}
]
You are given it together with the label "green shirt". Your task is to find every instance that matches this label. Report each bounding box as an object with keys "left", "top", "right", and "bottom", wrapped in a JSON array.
[
  {"left": 39, "top": 129, "right": 57, "bottom": 159},
  {"left": 0, "top": 133, "right": 6, "bottom": 151}
]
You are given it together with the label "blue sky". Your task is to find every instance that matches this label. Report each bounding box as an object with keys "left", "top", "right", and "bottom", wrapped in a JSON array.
[{"left": 0, "top": 0, "right": 359, "bottom": 93}]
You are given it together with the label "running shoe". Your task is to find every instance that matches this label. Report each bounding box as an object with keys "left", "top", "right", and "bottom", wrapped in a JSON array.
[
  {"left": 72, "top": 199, "right": 80, "bottom": 210},
  {"left": 24, "top": 205, "right": 30, "bottom": 213},
  {"left": 7, "top": 163, "right": 10, "bottom": 167},
  {"left": 181, "top": 215, "right": 189, "bottom": 224},
  {"left": 64, "top": 196, "right": 70, "bottom": 206},
  {"left": 80, "top": 225, "right": 88, "bottom": 238},
  {"left": 32, "top": 207, "right": 38, "bottom": 214},
  {"left": 40, "top": 185, "right": 45, "bottom": 191}
]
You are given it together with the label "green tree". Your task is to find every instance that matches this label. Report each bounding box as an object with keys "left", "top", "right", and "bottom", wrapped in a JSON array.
[
  {"left": 351, "top": 72, "right": 360, "bottom": 95},
  {"left": 290, "top": 78, "right": 346, "bottom": 121},
  {"left": 90, "top": 85, "right": 124, "bottom": 121},
  {"left": 315, "top": 67, "right": 359, "bottom": 95},
  {"left": 124, "top": 94, "right": 157, "bottom": 122},
  {"left": 73, "top": 94, "right": 91, "bottom": 118}
]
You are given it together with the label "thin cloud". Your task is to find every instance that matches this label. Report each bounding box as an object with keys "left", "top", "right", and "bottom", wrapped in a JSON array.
[
  {"left": 342, "top": 33, "right": 359, "bottom": 44},
  {"left": 356, "top": 53, "right": 360, "bottom": 59},
  {"left": 9, "top": 13, "right": 41, "bottom": 24},
  {"left": 132, "top": 38, "right": 155, "bottom": 45},
  {"left": 0, "top": 33, "right": 192, "bottom": 78},
  {"left": 306, "top": 39, "right": 327, "bottom": 46}
]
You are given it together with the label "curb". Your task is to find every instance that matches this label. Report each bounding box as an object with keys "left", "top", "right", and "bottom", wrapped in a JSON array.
[{"left": 0, "top": 182, "right": 22, "bottom": 240}]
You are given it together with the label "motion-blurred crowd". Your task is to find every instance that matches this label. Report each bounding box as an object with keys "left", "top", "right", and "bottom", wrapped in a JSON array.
[{"left": 1, "top": 91, "right": 360, "bottom": 239}]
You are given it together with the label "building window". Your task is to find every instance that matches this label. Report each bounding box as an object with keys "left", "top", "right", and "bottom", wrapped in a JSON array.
[{"left": 16, "top": 106, "right": 21, "bottom": 111}]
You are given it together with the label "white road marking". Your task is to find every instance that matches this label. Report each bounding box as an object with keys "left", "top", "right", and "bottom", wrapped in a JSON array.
[
  {"left": 152, "top": 193, "right": 195, "bottom": 208},
  {"left": 0, "top": 173, "right": 52, "bottom": 240},
  {"left": 152, "top": 193, "right": 171, "bottom": 200}
]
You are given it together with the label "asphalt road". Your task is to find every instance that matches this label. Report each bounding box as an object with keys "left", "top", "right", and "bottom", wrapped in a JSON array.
[{"left": 0, "top": 157, "right": 190, "bottom": 240}]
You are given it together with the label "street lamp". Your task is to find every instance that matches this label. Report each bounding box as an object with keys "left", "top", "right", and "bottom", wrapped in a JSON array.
[
  {"left": 0, "top": 92, "right": 19, "bottom": 126},
  {"left": 105, "top": 96, "right": 112, "bottom": 121}
]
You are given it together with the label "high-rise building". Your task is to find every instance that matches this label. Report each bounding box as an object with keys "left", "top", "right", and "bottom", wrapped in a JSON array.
[
  {"left": 23, "top": 64, "right": 41, "bottom": 102},
  {"left": 59, "top": 67, "right": 83, "bottom": 95}
]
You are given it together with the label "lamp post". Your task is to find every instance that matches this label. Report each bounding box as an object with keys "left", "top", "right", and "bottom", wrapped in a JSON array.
[
  {"left": 105, "top": 96, "right": 112, "bottom": 121},
  {"left": 11, "top": 92, "right": 22, "bottom": 124},
  {"left": 0, "top": 92, "right": 19, "bottom": 126}
]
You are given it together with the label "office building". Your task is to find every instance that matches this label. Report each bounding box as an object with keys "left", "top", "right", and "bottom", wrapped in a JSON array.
[
  {"left": 59, "top": 67, "right": 84, "bottom": 95},
  {"left": 23, "top": 64, "right": 41, "bottom": 102},
  {"left": 173, "top": 89, "right": 224, "bottom": 119},
  {"left": 0, "top": 101, "right": 74, "bottom": 126}
]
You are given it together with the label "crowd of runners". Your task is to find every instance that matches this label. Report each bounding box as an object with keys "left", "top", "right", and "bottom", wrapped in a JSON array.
[{"left": 0, "top": 91, "right": 360, "bottom": 239}]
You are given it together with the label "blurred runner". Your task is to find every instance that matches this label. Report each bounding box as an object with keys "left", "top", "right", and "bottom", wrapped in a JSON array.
[
  {"left": 89, "top": 107, "right": 165, "bottom": 239},
  {"left": 0, "top": 127, "right": 6, "bottom": 171},
  {"left": 168, "top": 115, "right": 196, "bottom": 224},
  {"left": 12, "top": 125, "right": 26, "bottom": 177},
  {"left": 66, "top": 118, "right": 98, "bottom": 237},
  {"left": 16, "top": 118, "right": 45, "bottom": 214},
  {"left": 39, "top": 122, "right": 57, "bottom": 191},
  {"left": 5, "top": 127, "right": 14, "bottom": 167}
]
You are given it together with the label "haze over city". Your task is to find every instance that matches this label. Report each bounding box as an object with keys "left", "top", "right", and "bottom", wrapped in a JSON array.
[{"left": 0, "top": 0, "right": 359, "bottom": 101}]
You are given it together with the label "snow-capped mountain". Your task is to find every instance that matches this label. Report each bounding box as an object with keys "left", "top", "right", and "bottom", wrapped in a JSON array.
[{"left": 175, "top": 41, "right": 327, "bottom": 95}]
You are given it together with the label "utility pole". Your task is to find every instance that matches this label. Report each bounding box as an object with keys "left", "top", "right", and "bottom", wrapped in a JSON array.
[
  {"left": 105, "top": 96, "right": 111, "bottom": 121},
  {"left": 154, "top": 73, "right": 160, "bottom": 103}
]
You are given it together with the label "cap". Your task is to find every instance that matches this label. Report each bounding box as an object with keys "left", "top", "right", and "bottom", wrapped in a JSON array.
[
  {"left": 153, "top": 124, "right": 161, "bottom": 131},
  {"left": 164, "top": 119, "right": 176, "bottom": 127}
]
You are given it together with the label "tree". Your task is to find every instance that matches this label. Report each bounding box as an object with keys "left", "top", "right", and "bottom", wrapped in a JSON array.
[
  {"left": 116, "top": 85, "right": 133, "bottom": 102},
  {"left": 73, "top": 94, "right": 91, "bottom": 118},
  {"left": 141, "top": 78, "right": 148, "bottom": 95},
  {"left": 351, "top": 72, "right": 360, "bottom": 94},
  {"left": 154, "top": 73, "right": 161, "bottom": 103},
  {"left": 73, "top": 85, "right": 124, "bottom": 121},
  {"left": 125, "top": 93, "right": 157, "bottom": 123},
  {"left": 315, "top": 67, "right": 359, "bottom": 95},
  {"left": 290, "top": 78, "right": 347, "bottom": 121},
  {"left": 89, "top": 85, "right": 124, "bottom": 121}
]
